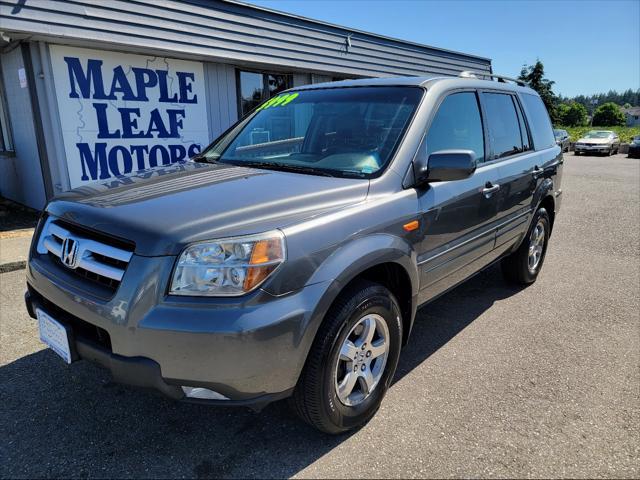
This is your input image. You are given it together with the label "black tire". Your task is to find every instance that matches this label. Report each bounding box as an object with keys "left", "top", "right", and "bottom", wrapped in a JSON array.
[
  {"left": 290, "top": 280, "right": 402, "bottom": 434},
  {"left": 501, "top": 207, "right": 550, "bottom": 285}
]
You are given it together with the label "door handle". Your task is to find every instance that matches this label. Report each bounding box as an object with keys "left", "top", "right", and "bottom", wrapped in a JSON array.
[{"left": 482, "top": 183, "right": 500, "bottom": 198}]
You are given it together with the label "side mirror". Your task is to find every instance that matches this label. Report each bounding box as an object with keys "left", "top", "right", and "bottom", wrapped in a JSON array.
[{"left": 415, "top": 149, "right": 477, "bottom": 184}]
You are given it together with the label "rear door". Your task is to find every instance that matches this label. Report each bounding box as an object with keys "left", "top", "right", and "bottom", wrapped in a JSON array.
[
  {"left": 416, "top": 90, "right": 501, "bottom": 300},
  {"left": 479, "top": 91, "right": 540, "bottom": 251}
]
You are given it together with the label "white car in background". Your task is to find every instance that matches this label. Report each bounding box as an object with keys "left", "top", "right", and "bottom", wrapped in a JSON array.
[{"left": 574, "top": 130, "right": 620, "bottom": 156}]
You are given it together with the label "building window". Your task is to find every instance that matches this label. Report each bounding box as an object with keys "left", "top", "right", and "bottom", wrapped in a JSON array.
[
  {"left": 0, "top": 73, "right": 14, "bottom": 152},
  {"left": 237, "top": 70, "right": 292, "bottom": 117}
]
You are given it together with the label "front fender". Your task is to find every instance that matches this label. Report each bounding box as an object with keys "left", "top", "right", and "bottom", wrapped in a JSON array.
[
  {"left": 284, "top": 233, "right": 419, "bottom": 383},
  {"left": 306, "top": 233, "right": 419, "bottom": 295}
]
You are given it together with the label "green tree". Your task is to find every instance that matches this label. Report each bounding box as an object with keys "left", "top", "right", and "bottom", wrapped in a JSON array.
[
  {"left": 556, "top": 103, "right": 570, "bottom": 126},
  {"left": 561, "top": 102, "right": 588, "bottom": 127},
  {"left": 518, "top": 60, "right": 558, "bottom": 123},
  {"left": 592, "top": 102, "right": 626, "bottom": 126}
]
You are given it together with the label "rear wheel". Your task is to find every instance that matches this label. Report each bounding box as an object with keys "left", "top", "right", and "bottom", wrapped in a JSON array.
[
  {"left": 290, "top": 280, "right": 402, "bottom": 434},
  {"left": 502, "top": 207, "right": 550, "bottom": 285}
]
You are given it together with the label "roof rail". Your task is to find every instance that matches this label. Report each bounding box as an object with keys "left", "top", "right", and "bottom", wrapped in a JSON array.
[{"left": 458, "top": 71, "right": 527, "bottom": 87}]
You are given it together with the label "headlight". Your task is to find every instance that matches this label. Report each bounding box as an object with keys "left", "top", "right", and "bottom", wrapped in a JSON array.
[{"left": 170, "top": 231, "right": 285, "bottom": 296}]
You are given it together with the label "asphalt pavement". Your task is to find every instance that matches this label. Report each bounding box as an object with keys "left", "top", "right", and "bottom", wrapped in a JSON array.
[{"left": 1, "top": 153, "right": 638, "bottom": 478}]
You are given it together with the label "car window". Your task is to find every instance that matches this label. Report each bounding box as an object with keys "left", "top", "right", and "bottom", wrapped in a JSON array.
[
  {"left": 520, "top": 93, "right": 556, "bottom": 150},
  {"left": 426, "top": 92, "right": 485, "bottom": 163},
  {"left": 481, "top": 92, "right": 523, "bottom": 159},
  {"left": 514, "top": 99, "right": 531, "bottom": 152}
]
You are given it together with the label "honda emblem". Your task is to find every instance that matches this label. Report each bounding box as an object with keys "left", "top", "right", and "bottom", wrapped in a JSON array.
[{"left": 61, "top": 237, "right": 79, "bottom": 269}]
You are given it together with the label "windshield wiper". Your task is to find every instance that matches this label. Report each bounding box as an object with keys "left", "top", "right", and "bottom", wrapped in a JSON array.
[
  {"left": 222, "top": 160, "right": 338, "bottom": 177},
  {"left": 191, "top": 154, "right": 220, "bottom": 164}
]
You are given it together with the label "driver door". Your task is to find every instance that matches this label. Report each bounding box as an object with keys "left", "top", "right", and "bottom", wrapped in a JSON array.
[{"left": 415, "top": 91, "right": 501, "bottom": 302}]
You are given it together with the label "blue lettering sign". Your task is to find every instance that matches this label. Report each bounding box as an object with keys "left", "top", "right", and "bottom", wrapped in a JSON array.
[{"left": 63, "top": 52, "right": 205, "bottom": 184}]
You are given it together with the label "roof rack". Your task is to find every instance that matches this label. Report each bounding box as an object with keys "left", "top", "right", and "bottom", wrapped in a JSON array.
[{"left": 458, "top": 71, "right": 527, "bottom": 87}]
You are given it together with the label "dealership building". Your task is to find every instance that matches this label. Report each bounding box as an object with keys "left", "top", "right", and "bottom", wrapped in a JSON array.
[{"left": 0, "top": 0, "right": 492, "bottom": 209}]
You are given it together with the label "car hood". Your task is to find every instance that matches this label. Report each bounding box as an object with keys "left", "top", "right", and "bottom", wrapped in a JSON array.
[
  {"left": 47, "top": 161, "right": 369, "bottom": 256},
  {"left": 577, "top": 137, "right": 612, "bottom": 144}
]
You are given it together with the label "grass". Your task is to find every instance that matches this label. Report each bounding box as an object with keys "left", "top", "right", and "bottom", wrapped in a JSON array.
[{"left": 554, "top": 125, "right": 640, "bottom": 143}]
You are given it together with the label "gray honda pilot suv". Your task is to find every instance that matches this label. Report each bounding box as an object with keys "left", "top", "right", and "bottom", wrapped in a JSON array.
[{"left": 26, "top": 73, "right": 563, "bottom": 433}]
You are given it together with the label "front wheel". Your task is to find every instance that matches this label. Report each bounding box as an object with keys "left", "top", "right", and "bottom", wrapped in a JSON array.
[
  {"left": 502, "top": 207, "right": 550, "bottom": 284},
  {"left": 290, "top": 280, "right": 402, "bottom": 434}
]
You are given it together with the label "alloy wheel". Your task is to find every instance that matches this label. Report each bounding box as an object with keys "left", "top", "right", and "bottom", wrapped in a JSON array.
[
  {"left": 528, "top": 220, "right": 545, "bottom": 273},
  {"left": 334, "top": 314, "right": 390, "bottom": 406}
]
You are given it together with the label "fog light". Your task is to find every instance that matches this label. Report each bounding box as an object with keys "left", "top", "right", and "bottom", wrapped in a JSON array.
[{"left": 182, "top": 386, "right": 229, "bottom": 400}]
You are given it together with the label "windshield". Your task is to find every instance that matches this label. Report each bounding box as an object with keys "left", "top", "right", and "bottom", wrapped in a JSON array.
[
  {"left": 553, "top": 129, "right": 564, "bottom": 137},
  {"left": 584, "top": 131, "right": 612, "bottom": 139},
  {"left": 200, "top": 86, "right": 423, "bottom": 178}
]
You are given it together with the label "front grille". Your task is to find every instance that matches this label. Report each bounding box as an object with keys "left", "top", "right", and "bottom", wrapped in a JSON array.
[
  {"left": 47, "top": 253, "right": 121, "bottom": 290},
  {"left": 36, "top": 217, "right": 134, "bottom": 294}
]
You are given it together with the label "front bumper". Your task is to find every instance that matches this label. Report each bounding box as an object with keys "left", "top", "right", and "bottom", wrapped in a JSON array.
[
  {"left": 26, "top": 253, "right": 331, "bottom": 408},
  {"left": 575, "top": 144, "right": 612, "bottom": 153}
]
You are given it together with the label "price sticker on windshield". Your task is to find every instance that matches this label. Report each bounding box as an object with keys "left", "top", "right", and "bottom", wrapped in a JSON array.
[{"left": 256, "top": 92, "right": 300, "bottom": 111}]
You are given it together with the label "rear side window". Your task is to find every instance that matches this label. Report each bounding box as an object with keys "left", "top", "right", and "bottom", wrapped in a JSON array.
[
  {"left": 520, "top": 93, "right": 556, "bottom": 150},
  {"left": 514, "top": 99, "right": 531, "bottom": 152},
  {"left": 481, "top": 93, "right": 523, "bottom": 159},
  {"left": 426, "top": 92, "right": 485, "bottom": 163}
]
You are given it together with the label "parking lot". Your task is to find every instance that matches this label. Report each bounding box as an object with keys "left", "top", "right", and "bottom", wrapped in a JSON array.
[{"left": 1, "top": 153, "right": 638, "bottom": 478}]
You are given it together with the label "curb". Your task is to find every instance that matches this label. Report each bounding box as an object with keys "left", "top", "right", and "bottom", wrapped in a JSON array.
[{"left": 0, "top": 261, "right": 26, "bottom": 274}]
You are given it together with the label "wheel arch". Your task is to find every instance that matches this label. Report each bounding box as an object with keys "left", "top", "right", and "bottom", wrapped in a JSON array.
[
  {"left": 539, "top": 194, "right": 556, "bottom": 233},
  {"left": 532, "top": 178, "right": 556, "bottom": 234},
  {"left": 303, "top": 234, "right": 420, "bottom": 357}
]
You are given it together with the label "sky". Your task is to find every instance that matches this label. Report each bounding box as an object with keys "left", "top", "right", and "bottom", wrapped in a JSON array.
[{"left": 248, "top": 0, "right": 640, "bottom": 98}]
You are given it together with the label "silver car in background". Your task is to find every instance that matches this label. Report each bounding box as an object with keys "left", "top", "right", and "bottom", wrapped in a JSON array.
[{"left": 574, "top": 130, "right": 620, "bottom": 155}]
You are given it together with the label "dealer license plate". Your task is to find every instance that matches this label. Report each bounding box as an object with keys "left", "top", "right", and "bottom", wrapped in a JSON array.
[{"left": 37, "top": 308, "right": 72, "bottom": 364}]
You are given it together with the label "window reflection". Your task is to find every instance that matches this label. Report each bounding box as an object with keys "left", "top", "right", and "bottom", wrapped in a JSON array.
[
  {"left": 239, "top": 71, "right": 264, "bottom": 117},
  {"left": 238, "top": 70, "right": 292, "bottom": 117}
]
